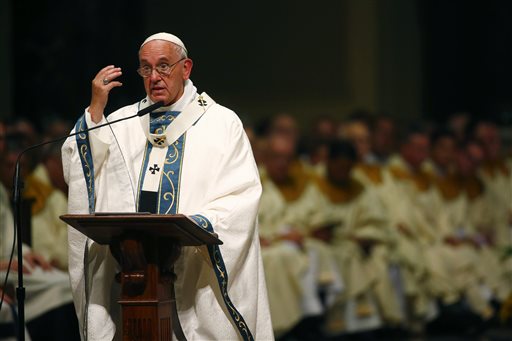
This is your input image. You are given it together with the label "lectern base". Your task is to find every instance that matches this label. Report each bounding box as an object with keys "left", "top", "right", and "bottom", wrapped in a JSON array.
[
  {"left": 121, "top": 301, "right": 172, "bottom": 341},
  {"left": 60, "top": 213, "right": 222, "bottom": 341}
]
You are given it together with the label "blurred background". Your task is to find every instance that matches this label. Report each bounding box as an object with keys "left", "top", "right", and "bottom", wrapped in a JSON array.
[{"left": 1, "top": 0, "right": 512, "bottom": 131}]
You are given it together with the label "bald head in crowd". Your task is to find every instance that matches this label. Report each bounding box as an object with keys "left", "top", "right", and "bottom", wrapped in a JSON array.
[{"left": 264, "top": 134, "right": 297, "bottom": 184}]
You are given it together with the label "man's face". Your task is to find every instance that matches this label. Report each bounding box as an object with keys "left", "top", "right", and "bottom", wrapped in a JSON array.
[
  {"left": 265, "top": 137, "right": 295, "bottom": 184},
  {"left": 0, "top": 122, "right": 5, "bottom": 156},
  {"left": 266, "top": 149, "right": 294, "bottom": 184},
  {"left": 327, "top": 157, "right": 354, "bottom": 186},
  {"left": 466, "top": 142, "right": 485, "bottom": 165},
  {"left": 271, "top": 115, "right": 299, "bottom": 144},
  {"left": 373, "top": 119, "right": 395, "bottom": 156},
  {"left": 401, "top": 134, "right": 430, "bottom": 169},
  {"left": 139, "top": 40, "right": 193, "bottom": 105},
  {"left": 431, "top": 136, "right": 456, "bottom": 170},
  {"left": 343, "top": 122, "right": 370, "bottom": 160}
]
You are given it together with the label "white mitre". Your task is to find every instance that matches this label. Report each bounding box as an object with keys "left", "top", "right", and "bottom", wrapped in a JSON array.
[{"left": 140, "top": 32, "right": 188, "bottom": 56}]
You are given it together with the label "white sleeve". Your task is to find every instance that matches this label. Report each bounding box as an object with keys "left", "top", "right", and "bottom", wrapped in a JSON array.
[{"left": 84, "top": 108, "right": 112, "bottom": 173}]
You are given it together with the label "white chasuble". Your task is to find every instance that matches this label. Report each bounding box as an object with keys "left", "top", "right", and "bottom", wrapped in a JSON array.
[{"left": 62, "top": 80, "right": 273, "bottom": 341}]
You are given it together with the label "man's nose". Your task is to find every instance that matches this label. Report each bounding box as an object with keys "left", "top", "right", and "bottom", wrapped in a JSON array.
[{"left": 149, "top": 69, "right": 161, "bottom": 82}]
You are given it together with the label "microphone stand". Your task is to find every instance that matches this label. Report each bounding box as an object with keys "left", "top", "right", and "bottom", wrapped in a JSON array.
[{"left": 11, "top": 100, "right": 163, "bottom": 340}]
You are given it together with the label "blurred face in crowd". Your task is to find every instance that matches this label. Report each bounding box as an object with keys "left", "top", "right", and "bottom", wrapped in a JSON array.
[
  {"left": 341, "top": 121, "right": 371, "bottom": 160},
  {"left": 8, "top": 119, "right": 38, "bottom": 146},
  {"left": 0, "top": 122, "right": 5, "bottom": 186},
  {"left": 455, "top": 141, "right": 485, "bottom": 178},
  {"left": 0, "top": 133, "right": 34, "bottom": 189},
  {"left": 0, "top": 121, "right": 5, "bottom": 157},
  {"left": 310, "top": 143, "right": 329, "bottom": 166},
  {"left": 265, "top": 135, "right": 295, "bottom": 184},
  {"left": 401, "top": 133, "right": 430, "bottom": 170},
  {"left": 139, "top": 40, "right": 193, "bottom": 105},
  {"left": 466, "top": 141, "right": 485, "bottom": 165},
  {"left": 44, "top": 152, "right": 67, "bottom": 195},
  {"left": 431, "top": 136, "right": 456, "bottom": 171},
  {"left": 475, "top": 122, "right": 501, "bottom": 160},
  {"left": 0, "top": 122, "right": 6, "bottom": 187},
  {"left": 244, "top": 126, "right": 265, "bottom": 166},
  {"left": 327, "top": 157, "right": 354, "bottom": 186},
  {"left": 457, "top": 142, "right": 484, "bottom": 176},
  {"left": 43, "top": 120, "right": 73, "bottom": 141},
  {"left": 270, "top": 114, "right": 299, "bottom": 144},
  {"left": 456, "top": 150, "right": 472, "bottom": 177},
  {"left": 372, "top": 118, "right": 395, "bottom": 158},
  {"left": 314, "top": 117, "right": 337, "bottom": 140},
  {"left": 0, "top": 148, "right": 29, "bottom": 190},
  {"left": 448, "top": 112, "right": 469, "bottom": 141}
]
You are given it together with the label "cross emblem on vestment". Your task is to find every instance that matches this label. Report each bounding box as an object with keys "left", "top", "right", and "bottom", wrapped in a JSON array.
[
  {"left": 154, "top": 137, "right": 166, "bottom": 145},
  {"left": 198, "top": 97, "right": 207, "bottom": 106},
  {"left": 149, "top": 164, "right": 160, "bottom": 174}
]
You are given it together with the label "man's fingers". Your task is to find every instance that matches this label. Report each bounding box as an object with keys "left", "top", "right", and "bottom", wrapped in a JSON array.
[
  {"left": 99, "top": 65, "right": 116, "bottom": 73},
  {"left": 89, "top": 65, "right": 122, "bottom": 123},
  {"left": 32, "top": 254, "right": 52, "bottom": 271},
  {"left": 6, "top": 260, "right": 31, "bottom": 274},
  {"left": 23, "top": 253, "right": 52, "bottom": 271},
  {"left": 23, "top": 255, "right": 37, "bottom": 268},
  {"left": 99, "top": 68, "right": 122, "bottom": 84},
  {"left": 93, "top": 66, "right": 122, "bottom": 85},
  {"left": 106, "top": 81, "right": 123, "bottom": 90}
]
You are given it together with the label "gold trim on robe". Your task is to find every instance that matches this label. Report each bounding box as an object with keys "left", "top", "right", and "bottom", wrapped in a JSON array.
[
  {"left": 354, "top": 163, "right": 383, "bottom": 185},
  {"left": 389, "top": 166, "right": 431, "bottom": 192},
  {"left": 314, "top": 176, "right": 364, "bottom": 204},
  {"left": 24, "top": 174, "right": 54, "bottom": 215}
]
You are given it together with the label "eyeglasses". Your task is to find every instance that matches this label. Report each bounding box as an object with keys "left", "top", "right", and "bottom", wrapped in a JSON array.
[{"left": 137, "top": 58, "right": 185, "bottom": 78}]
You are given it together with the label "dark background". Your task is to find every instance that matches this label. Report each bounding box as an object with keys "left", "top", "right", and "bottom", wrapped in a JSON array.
[
  {"left": 422, "top": 0, "right": 512, "bottom": 122},
  {"left": 3, "top": 0, "right": 512, "bottom": 129}
]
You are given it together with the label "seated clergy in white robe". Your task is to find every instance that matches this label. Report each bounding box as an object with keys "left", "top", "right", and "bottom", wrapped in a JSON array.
[
  {"left": 474, "top": 120, "right": 512, "bottom": 251},
  {"left": 310, "top": 140, "right": 401, "bottom": 334},
  {"left": 258, "top": 134, "right": 342, "bottom": 336},
  {"left": 0, "top": 180, "right": 76, "bottom": 340},
  {"left": 422, "top": 130, "right": 494, "bottom": 319},
  {"left": 25, "top": 144, "right": 69, "bottom": 271},
  {"left": 381, "top": 128, "right": 455, "bottom": 321},
  {"left": 61, "top": 33, "right": 273, "bottom": 340}
]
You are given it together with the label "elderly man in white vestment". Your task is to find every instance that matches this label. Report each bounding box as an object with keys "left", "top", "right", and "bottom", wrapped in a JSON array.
[{"left": 61, "top": 33, "right": 273, "bottom": 340}]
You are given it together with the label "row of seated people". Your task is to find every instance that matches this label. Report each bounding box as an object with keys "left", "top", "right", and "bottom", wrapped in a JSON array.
[
  {"left": 0, "top": 118, "right": 79, "bottom": 341},
  {"left": 0, "top": 112, "right": 510, "bottom": 340},
  {"left": 253, "top": 113, "right": 512, "bottom": 339}
]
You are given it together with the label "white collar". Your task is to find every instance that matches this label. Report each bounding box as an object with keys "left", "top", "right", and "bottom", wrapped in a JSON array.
[
  {"left": 142, "top": 79, "right": 197, "bottom": 113},
  {"left": 139, "top": 92, "right": 215, "bottom": 148}
]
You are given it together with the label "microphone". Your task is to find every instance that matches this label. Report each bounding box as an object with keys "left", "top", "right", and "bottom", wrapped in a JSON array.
[
  {"left": 135, "top": 100, "right": 165, "bottom": 117},
  {"left": 3, "top": 99, "right": 164, "bottom": 341}
]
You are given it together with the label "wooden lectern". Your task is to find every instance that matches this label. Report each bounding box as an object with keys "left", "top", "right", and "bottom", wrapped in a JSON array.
[{"left": 61, "top": 213, "right": 222, "bottom": 341}]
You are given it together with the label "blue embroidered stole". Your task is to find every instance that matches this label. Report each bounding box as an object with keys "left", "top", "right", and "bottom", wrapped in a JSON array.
[
  {"left": 189, "top": 215, "right": 255, "bottom": 341},
  {"left": 74, "top": 115, "right": 95, "bottom": 214},
  {"left": 137, "top": 111, "right": 185, "bottom": 214}
]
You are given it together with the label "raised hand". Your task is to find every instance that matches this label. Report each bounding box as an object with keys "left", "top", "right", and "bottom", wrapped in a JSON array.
[{"left": 89, "top": 65, "right": 123, "bottom": 123}]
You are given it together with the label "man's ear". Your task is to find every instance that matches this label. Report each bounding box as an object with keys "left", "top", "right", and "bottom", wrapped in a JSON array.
[{"left": 183, "top": 59, "right": 193, "bottom": 80}]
